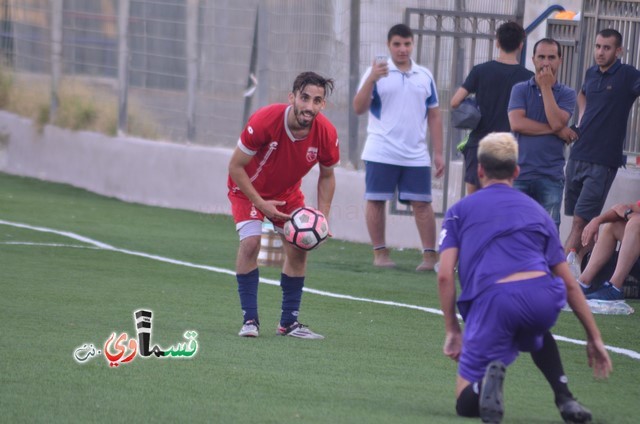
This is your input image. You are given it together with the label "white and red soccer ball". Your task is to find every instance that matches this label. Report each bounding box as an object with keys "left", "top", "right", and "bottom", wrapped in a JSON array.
[{"left": 283, "top": 207, "right": 329, "bottom": 251}]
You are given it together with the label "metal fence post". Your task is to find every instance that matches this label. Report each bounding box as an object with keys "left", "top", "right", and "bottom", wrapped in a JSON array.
[
  {"left": 242, "top": 8, "right": 259, "bottom": 128},
  {"left": 348, "top": 0, "right": 360, "bottom": 169},
  {"left": 255, "top": 1, "right": 270, "bottom": 113},
  {"left": 50, "top": 0, "right": 62, "bottom": 123},
  {"left": 186, "top": 0, "right": 199, "bottom": 142},
  {"left": 117, "top": 0, "right": 130, "bottom": 135}
]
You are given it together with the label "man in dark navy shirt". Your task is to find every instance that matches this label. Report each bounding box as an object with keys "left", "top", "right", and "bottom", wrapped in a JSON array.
[{"left": 564, "top": 29, "right": 640, "bottom": 261}]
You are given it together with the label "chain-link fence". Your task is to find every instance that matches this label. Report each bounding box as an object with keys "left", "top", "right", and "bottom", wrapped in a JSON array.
[{"left": 2, "top": 0, "right": 639, "bottom": 168}]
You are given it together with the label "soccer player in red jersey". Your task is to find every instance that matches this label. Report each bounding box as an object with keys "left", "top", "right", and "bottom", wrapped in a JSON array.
[{"left": 227, "top": 71, "right": 339, "bottom": 339}]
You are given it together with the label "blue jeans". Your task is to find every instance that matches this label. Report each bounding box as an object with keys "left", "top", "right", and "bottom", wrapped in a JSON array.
[{"left": 513, "top": 177, "right": 563, "bottom": 228}]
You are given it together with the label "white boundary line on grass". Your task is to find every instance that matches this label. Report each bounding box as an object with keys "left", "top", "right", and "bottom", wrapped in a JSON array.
[{"left": 2, "top": 218, "right": 639, "bottom": 361}]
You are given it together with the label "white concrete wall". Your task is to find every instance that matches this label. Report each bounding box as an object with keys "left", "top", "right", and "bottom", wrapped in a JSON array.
[
  {"left": 0, "top": 111, "right": 442, "bottom": 249},
  {"left": 1, "top": 111, "right": 638, "bottom": 250}
]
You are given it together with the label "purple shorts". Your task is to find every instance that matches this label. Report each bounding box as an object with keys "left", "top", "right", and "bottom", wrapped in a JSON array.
[{"left": 458, "top": 275, "right": 566, "bottom": 383}]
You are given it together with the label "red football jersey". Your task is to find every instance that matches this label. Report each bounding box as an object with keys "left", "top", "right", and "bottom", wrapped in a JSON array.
[{"left": 228, "top": 104, "right": 340, "bottom": 200}]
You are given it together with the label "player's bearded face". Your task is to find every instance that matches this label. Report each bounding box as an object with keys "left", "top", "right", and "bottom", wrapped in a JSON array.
[{"left": 290, "top": 85, "right": 326, "bottom": 128}]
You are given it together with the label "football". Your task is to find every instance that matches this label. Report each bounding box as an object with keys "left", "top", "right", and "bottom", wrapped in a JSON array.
[{"left": 283, "top": 207, "right": 330, "bottom": 251}]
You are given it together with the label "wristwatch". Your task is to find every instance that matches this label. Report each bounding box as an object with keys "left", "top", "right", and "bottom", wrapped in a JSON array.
[{"left": 624, "top": 208, "right": 633, "bottom": 221}]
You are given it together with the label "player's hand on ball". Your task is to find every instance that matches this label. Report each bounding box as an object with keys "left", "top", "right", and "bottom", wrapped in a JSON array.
[{"left": 259, "top": 200, "right": 291, "bottom": 221}]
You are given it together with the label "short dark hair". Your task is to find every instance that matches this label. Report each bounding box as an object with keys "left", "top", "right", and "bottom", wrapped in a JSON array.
[
  {"left": 292, "top": 72, "right": 335, "bottom": 97},
  {"left": 533, "top": 38, "right": 562, "bottom": 58},
  {"left": 496, "top": 21, "right": 526, "bottom": 53},
  {"left": 597, "top": 28, "right": 622, "bottom": 47},
  {"left": 388, "top": 23, "right": 413, "bottom": 42}
]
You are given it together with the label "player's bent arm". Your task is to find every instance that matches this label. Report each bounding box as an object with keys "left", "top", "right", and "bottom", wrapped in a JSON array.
[
  {"left": 508, "top": 109, "right": 554, "bottom": 135},
  {"left": 555, "top": 262, "right": 601, "bottom": 340},
  {"left": 228, "top": 148, "right": 261, "bottom": 203},
  {"left": 438, "top": 248, "right": 462, "bottom": 361},
  {"left": 450, "top": 86, "right": 469, "bottom": 109},
  {"left": 228, "top": 147, "right": 289, "bottom": 221},
  {"left": 552, "top": 262, "right": 612, "bottom": 378},
  {"left": 317, "top": 164, "right": 336, "bottom": 218},
  {"left": 437, "top": 248, "right": 461, "bottom": 334}
]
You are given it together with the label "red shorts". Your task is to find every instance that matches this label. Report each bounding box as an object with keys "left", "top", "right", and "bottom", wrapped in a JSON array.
[{"left": 228, "top": 190, "right": 305, "bottom": 229}]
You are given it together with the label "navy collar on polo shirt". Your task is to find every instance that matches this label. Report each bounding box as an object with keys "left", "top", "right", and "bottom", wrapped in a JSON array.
[{"left": 596, "top": 58, "right": 621, "bottom": 76}]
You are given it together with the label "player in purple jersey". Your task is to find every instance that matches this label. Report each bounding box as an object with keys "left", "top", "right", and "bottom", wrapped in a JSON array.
[{"left": 437, "top": 133, "right": 611, "bottom": 423}]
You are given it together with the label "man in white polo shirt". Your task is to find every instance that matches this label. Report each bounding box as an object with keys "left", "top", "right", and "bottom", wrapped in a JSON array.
[{"left": 353, "top": 23, "right": 444, "bottom": 271}]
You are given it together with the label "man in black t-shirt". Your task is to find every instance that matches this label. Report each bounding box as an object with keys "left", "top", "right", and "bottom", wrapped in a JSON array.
[{"left": 451, "top": 21, "right": 533, "bottom": 195}]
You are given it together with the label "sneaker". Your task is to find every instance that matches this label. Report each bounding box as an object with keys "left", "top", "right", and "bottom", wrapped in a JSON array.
[
  {"left": 579, "top": 284, "right": 594, "bottom": 296},
  {"left": 556, "top": 395, "right": 592, "bottom": 423},
  {"left": 586, "top": 282, "right": 624, "bottom": 301},
  {"left": 238, "top": 320, "right": 259, "bottom": 337},
  {"left": 479, "top": 360, "right": 506, "bottom": 423},
  {"left": 277, "top": 321, "right": 324, "bottom": 339}
]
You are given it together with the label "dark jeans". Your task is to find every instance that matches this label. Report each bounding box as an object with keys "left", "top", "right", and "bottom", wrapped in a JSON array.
[{"left": 513, "top": 177, "right": 563, "bottom": 228}]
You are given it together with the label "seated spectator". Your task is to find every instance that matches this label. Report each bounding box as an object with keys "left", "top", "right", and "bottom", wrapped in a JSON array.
[{"left": 578, "top": 201, "right": 640, "bottom": 300}]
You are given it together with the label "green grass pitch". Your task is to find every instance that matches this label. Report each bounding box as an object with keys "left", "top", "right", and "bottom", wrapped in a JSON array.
[{"left": 1, "top": 172, "right": 638, "bottom": 423}]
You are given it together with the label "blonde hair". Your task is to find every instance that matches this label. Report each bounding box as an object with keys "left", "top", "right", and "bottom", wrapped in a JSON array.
[{"left": 478, "top": 132, "right": 518, "bottom": 179}]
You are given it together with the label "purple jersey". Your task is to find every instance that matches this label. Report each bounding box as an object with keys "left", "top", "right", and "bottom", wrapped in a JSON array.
[{"left": 439, "top": 183, "right": 565, "bottom": 318}]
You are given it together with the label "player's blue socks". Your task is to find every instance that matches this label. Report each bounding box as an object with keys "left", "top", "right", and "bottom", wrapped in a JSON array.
[
  {"left": 280, "top": 273, "right": 304, "bottom": 327},
  {"left": 237, "top": 268, "right": 259, "bottom": 324}
]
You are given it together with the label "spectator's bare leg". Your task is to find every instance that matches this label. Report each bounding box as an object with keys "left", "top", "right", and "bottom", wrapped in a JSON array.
[
  {"left": 366, "top": 200, "right": 395, "bottom": 267},
  {"left": 412, "top": 201, "right": 437, "bottom": 271},
  {"left": 579, "top": 221, "right": 625, "bottom": 285},
  {"left": 609, "top": 216, "right": 640, "bottom": 289}
]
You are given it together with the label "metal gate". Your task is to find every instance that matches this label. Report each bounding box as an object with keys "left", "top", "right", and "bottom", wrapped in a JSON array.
[
  {"left": 400, "top": 5, "right": 525, "bottom": 217},
  {"left": 548, "top": 0, "right": 640, "bottom": 157},
  {"left": 398, "top": 1, "right": 640, "bottom": 219}
]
